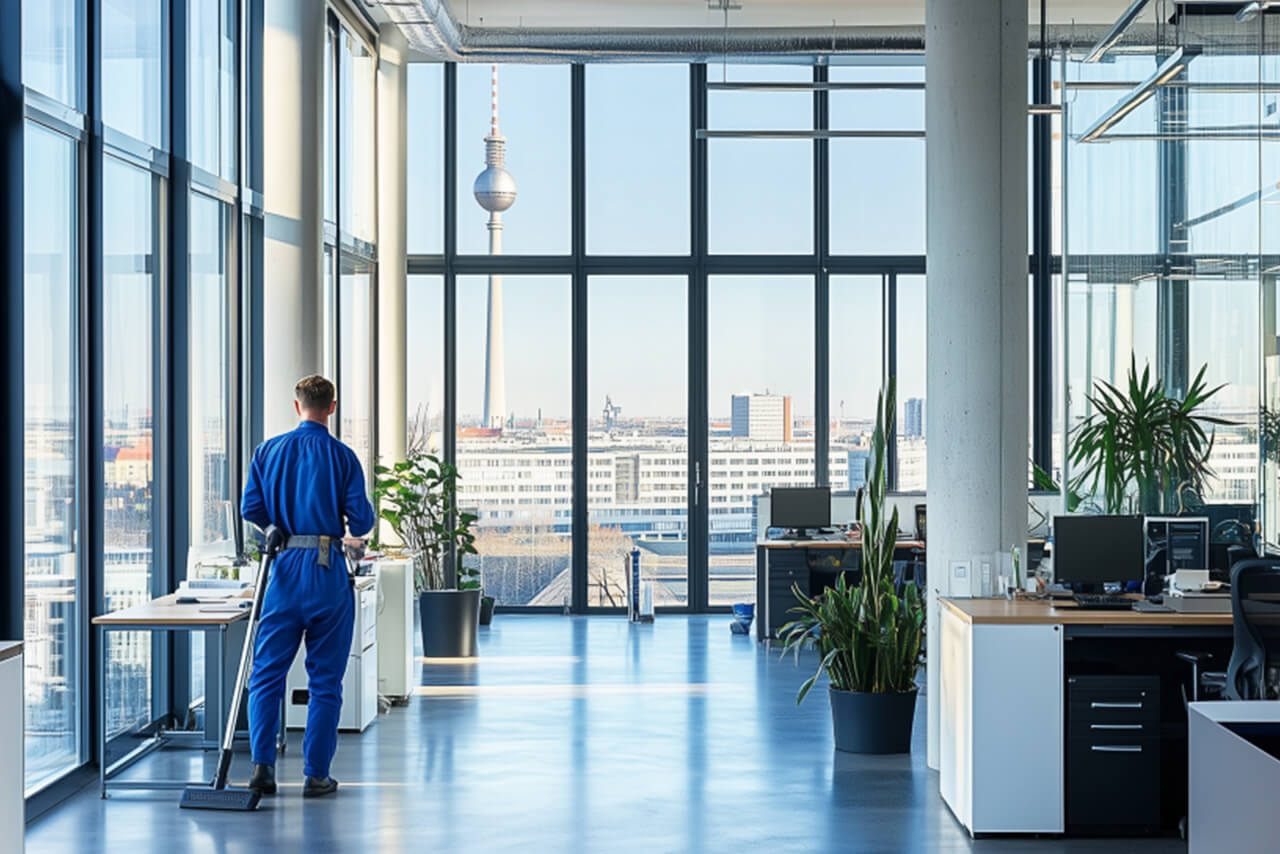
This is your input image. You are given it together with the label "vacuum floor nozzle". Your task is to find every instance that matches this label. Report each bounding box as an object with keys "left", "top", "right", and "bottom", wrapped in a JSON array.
[{"left": 179, "top": 786, "right": 262, "bottom": 811}]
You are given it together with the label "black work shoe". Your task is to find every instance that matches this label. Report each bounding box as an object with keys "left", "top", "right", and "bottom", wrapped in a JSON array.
[
  {"left": 247, "top": 764, "right": 277, "bottom": 795},
  {"left": 302, "top": 775, "right": 339, "bottom": 798}
]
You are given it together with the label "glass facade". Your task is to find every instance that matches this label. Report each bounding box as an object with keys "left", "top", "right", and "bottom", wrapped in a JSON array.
[
  {"left": 17, "top": 0, "right": 260, "bottom": 798},
  {"left": 407, "top": 60, "right": 942, "bottom": 609}
]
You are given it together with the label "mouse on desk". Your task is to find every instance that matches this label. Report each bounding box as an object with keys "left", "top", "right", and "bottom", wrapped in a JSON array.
[{"left": 1147, "top": 594, "right": 1163, "bottom": 605}]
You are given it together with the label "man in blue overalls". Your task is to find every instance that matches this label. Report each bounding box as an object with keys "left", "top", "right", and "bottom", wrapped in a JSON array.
[{"left": 240, "top": 375, "right": 375, "bottom": 798}]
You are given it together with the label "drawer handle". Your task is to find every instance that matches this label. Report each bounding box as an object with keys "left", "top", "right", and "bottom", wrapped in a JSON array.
[
  {"left": 1090, "top": 723, "right": 1142, "bottom": 730},
  {"left": 1091, "top": 744, "right": 1142, "bottom": 753},
  {"left": 1090, "top": 701, "right": 1142, "bottom": 710}
]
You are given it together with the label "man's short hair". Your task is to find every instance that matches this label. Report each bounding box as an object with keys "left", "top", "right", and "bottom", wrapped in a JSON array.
[{"left": 295, "top": 375, "right": 336, "bottom": 411}]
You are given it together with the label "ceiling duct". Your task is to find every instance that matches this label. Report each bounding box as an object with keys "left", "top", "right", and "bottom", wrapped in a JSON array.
[{"left": 370, "top": 0, "right": 1143, "bottom": 62}]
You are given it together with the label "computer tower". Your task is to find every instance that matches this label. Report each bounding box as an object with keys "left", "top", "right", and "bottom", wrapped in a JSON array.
[{"left": 1144, "top": 517, "right": 1208, "bottom": 594}]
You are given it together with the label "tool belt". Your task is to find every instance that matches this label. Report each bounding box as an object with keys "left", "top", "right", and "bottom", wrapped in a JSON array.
[{"left": 284, "top": 535, "right": 340, "bottom": 568}]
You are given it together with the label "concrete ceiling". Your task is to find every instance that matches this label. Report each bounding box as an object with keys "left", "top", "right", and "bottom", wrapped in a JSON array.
[{"left": 437, "top": 0, "right": 1141, "bottom": 30}]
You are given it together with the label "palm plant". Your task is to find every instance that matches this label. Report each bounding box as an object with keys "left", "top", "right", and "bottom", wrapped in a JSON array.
[
  {"left": 1069, "top": 356, "right": 1229, "bottom": 515},
  {"left": 372, "top": 451, "right": 479, "bottom": 593},
  {"left": 779, "top": 377, "right": 926, "bottom": 701}
]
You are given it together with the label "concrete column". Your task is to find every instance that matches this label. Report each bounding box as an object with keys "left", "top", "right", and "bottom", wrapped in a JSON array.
[
  {"left": 261, "top": 0, "right": 325, "bottom": 439},
  {"left": 376, "top": 25, "right": 408, "bottom": 541},
  {"left": 924, "top": 0, "right": 1029, "bottom": 770}
]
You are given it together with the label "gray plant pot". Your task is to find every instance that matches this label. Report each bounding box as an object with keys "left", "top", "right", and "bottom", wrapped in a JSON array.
[
  {"left": 829, "top": 686, "right": 918, "bottom": 754},
  {"left": 419, "top": 589, "right": 481, "bottom": 658},
  {"left": 479, "top": 595, "right": 495, "bottom": 626}
]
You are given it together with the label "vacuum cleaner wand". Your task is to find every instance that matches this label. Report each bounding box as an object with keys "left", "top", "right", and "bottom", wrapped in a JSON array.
[{"left": 180, "top": 526, "right": 286, "bottom": 811}]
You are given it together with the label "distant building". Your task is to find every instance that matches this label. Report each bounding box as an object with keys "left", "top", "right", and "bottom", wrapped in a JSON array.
[
  {"left": 847, "top": 447, "right": 870, "bottom": 490},
  {"left": 904, "top": 398, "right": 926, "bottom": 440},
  {"left": 730, "top": 393, "right": 792, "bottom": 443}
]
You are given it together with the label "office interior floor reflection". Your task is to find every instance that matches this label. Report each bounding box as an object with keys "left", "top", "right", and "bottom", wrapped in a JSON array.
[{"left": 26, "top": 616, "right": 1183, "bottom": 854}]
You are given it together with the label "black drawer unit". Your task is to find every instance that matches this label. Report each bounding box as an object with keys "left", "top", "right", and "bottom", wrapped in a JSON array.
[
  {"left": 1066, "top": 675, "right": 1162, "bottom": 834},
  {"left": 764, "top": 551, "right": 809, "bottom": 638}
]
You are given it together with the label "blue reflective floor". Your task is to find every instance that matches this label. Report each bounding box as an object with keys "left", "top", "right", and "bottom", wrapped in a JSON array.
[{"left": 27, "top": 616, "right": 1184, "bottom": 853}]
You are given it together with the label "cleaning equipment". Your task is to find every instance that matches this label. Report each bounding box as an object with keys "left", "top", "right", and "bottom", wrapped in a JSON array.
[{"left": 179, "top": 527, "right": 286, "bottom": 811}]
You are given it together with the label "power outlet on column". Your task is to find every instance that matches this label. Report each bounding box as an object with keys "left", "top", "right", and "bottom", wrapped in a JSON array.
[{"left": 950, "top": 559, "right": 972, "bottom": 598}]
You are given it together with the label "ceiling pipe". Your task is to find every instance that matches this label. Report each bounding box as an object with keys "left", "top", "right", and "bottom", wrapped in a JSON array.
[{"left": 370, "top": 0, "right": 1152, "bottom": 62}]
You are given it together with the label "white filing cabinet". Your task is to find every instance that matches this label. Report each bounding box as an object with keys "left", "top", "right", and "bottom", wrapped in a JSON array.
[
  {"left": 375, "top": 558, "right": 415, "bottom": 702},
  {"left": 939, "top": 606, "right": 1064, "bottom": 835},
  {"left": 286, "top": 576, "right": 378, "bottom": 733},
  {"left": 1, "top": 643, "right": 22, "bottom": 854}
]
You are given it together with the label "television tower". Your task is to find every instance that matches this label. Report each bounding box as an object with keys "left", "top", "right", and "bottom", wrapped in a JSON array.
[{"left": 473, "top": 65, "right": 517, "bottom": 429}]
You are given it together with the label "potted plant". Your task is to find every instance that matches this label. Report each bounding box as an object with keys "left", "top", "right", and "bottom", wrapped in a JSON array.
[
  {"left": 1069, "top": 356, "right": 1228, "bottom": 514},
  {"left": 374, "top": 452, "right": 481, "bottom": 657},
  {"left": 779, "top": 378, "right": 926, "bottom": 754}
]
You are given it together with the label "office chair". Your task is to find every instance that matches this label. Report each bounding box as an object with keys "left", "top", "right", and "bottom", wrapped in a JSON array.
[
  {"left": 893, "top": 549, "right": 926, "bottom": 597},
  {"left": 1180, "top": 559, "right": 1280, "bottom": 702}
]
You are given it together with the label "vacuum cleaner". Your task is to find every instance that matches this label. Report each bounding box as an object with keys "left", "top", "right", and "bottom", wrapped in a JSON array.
[{"left": 179, "top": 527, "right": 285, "bottom": 811}]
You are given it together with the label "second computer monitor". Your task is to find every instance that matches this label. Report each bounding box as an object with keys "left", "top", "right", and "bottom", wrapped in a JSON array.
[
  {"left": 771, "top": 487, "right": 831, "bottom": 533},
  {"left": 1053, "top": 514, "right": 1145, "bottom": 592}
]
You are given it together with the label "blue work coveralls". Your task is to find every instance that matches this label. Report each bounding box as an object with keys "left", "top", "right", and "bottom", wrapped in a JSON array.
[{"left": 240, "top": 419, "right": 375, "bottom": 779}]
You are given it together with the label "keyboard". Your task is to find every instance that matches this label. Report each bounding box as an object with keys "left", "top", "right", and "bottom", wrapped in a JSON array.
[{"left": 1071, "top": 594, "right": 1134, "bottom": 611}]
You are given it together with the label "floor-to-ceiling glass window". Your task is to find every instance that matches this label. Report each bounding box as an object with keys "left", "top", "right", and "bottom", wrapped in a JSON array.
[
  {"left": 587, "top": 276, "right": 689, "bottom": 608},
  {"left": 102, "top": 156, "right": 159, "bottom": 739},
  {"left": 455, "top": 275, "right": 573, "bottom": 606},
  {"left": 23, "top": 122, "right": 82, "bottom": 794},
  {"left": 707, "top": 276, "right": 824, "bottom": 605}
]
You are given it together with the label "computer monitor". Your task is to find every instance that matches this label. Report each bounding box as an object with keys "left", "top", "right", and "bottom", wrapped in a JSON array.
[
  {"left": 1053, "top": 515, "right": 1145, "bottom": 593},
  {"left": 771, "top": 487, "right": 831, "bottom": 533}
]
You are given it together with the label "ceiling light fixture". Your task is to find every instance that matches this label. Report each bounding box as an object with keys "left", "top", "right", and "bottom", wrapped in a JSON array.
[
  {"left": 1084, "top": 0, "right": 1150, "bottom": 63},
  {"left": 1237, "top": 1, "right": 1280, "bottom": 22},
  {"left": 1079, "top": 47, "right": 1187, "bottom": 143}
]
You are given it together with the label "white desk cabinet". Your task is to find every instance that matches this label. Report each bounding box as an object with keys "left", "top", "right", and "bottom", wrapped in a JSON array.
[
  {"left": 374, "top": 558, "right": 415, "bottom": 702},
  {"left": 939, "top": 606, "right": 1064, "bottom": 835},
  {"left": 286, "top": 577, "right": 378, "bottom": 733},
  {"left": 2, "top": 643, "right": 23, "bottom": 854}
]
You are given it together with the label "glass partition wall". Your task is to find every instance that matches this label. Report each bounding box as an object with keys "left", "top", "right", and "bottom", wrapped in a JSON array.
[{"left": 1061, "top": 9, "right": 1271, "bottom": 541}]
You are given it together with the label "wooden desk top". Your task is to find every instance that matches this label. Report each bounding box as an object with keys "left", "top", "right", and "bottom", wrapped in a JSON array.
[
  {"left": 93, "top": 593, "right": 253, "bottom": 627},
  {"left": 759, "top": 539, "right": 926, "bottom": 550},
  {"left": 940, "top": 596, "right": 1232, "bottom": 627},
  {"left": 0, "top": 642, "right": 21, "bottom": 664},
  {"left": 95, "top": 576, "right": 376, "bottom": 627}
]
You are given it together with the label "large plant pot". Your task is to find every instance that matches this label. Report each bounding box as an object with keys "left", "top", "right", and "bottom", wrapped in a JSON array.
[
  {"left": 829, "top": 686, "right": 917, "bottom": 754},
  {"left": 419, "top": 590, "right": 481, "bottom": 658},
  {"left": 479, "top": 595, "right": 495, "bottom": 626}
]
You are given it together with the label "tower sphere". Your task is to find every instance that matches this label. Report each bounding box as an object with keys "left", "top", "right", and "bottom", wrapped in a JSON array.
[{"left": 474, "top": 166, "right": 517, "bottom": 212}]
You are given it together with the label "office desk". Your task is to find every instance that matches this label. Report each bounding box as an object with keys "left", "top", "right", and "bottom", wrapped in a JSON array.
[
  {"left": 1, "top": 642, "right": 21, "bottom": 854},
  {"left": 92, "top": 594, "right": 280, "bottom": 797},
  {"left": 755, "top": 539, "right": 925, "bottom": 641},
  {"left": 939, "top": 597, "right": 1231, "bottom": 837}
]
